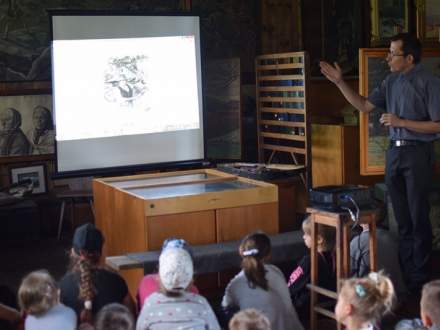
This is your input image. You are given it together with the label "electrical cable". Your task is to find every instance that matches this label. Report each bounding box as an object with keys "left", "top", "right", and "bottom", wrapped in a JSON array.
[
  {"left": 340, "top": 194, "right": 369, "bottom": 277},
  {"left": 340, "top": 194, "right": 360, "bottom": 227}
]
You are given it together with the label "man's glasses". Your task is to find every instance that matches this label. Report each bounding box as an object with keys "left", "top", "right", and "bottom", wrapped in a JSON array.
[{"left": 387, "top": 51, "right": 406, "bottom": 58}]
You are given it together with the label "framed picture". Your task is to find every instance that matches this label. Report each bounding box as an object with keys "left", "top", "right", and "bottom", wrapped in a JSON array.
[
  {"left": 359, "top": 48, "right": 440, "bottom": 175},
  {"left": 10, "top": 164, "right": 47, "bottom": 194},
  {"left": 0, "top": 91, "right": 54, "bottom": 159},
  {"left": 416, "top": 0, "right": 440, "bottom": 45},
  {"left": 370, "top": 0, "right": 409, "bottom": 46}
]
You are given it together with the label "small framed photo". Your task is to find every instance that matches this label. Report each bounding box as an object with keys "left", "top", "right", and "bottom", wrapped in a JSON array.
[{"left": 10, "top": 164, "right": 47, "bottom": 194}]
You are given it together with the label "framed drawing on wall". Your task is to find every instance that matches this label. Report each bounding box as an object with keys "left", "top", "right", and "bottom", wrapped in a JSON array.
[
  {"left": 370, "top": 0, "right": 409, "bottom": 46},
  {"left": 416, "top": 0, "right": 440, "bottom": 45},
  {"left": 0, "top": 92, "right": 54, "bottom": 159},
  {"left": 359, "top": 48, "right": 440, "bottom": 175}
]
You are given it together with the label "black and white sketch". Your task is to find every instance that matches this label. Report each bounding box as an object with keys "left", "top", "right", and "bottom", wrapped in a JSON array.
[
  {"left": 0, "top": 94, "right": 53, "bottom": 157},
  {"left": 104, "top": 55, "right": 148, "bottom": 107},
  {"left": 0, "top": 107, "right": 30, "bottom": 156},
  {"left": 26, "top": 105, "right": 55, "bottom": 155}
]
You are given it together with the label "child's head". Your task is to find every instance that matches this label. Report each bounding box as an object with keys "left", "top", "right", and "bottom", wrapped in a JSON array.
[
  {"left": 72, "top": 223, "right": 104, "bottom": 258},
  {"left": 95, "top": 303, "right": 134, "bottom": 330},
  {"left": 159, "top": 246, "right": 194, "bottom": 296},
  {"left": 18, "top": 270, "right": 58, "bottom": 317},
  {"left": 420, "top": 279, "right": 440, "bottom": 327},
  {"left": 228, "top": 308, "right": 271, "bottom": 330},
  {"left": 302, "top": 215, "right": 335, "bottom": 251},
  {"left": 239, "top": 232, "right": 271, "bottom": 290},
  {"left": 335, "top": 272, "right": 394, "bottom": 329}
]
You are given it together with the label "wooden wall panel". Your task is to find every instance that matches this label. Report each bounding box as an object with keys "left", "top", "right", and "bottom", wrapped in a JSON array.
[
  {"left": 311, "top": 124, "right": 383, "bottom": 187},
  {"left": 112, "top": 190, "right": 147, "bottom": 255},
  {"left": 216, "top": 202, "right": 278, "bottom": 242},
  {"left": 260, "top": 0, "right": 302, "bottom": 54},
  {"left": 312, "top": 124, "right": 344, "bottom": 187},
  {"left": 147, "top": 211, "right": 216, "bottom": 249},
  {"left": 309, "top": 79, "right": 359, "bottom": 124}
]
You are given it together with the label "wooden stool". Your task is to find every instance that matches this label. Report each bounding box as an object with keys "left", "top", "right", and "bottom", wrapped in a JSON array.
[{"left": 307, "top": 207, "right": 377, "bottom": 330}]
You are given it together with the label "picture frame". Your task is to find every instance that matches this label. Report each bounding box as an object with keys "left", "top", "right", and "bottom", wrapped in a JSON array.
[
  {"left": 416, "top": 0, "right": 440, "bottom": 45},
  {"left": 370, "top": 0, "right": 409, "bottom": 46},
  {"left": 0, "top": 82, "right": 54, "bottom": 160},
  {"left": 359, "top": 48, "right": 440, "bottom": 175},
  {"left": 10, "top": 164, "right": 47, "bottom": 194}
]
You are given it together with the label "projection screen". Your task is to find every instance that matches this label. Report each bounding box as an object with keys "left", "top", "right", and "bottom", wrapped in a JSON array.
[{"left": 51, "top": 14, "right": 204, "bottom": 176}]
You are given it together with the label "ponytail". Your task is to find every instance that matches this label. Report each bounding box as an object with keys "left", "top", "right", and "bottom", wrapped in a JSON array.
[
  {"left": 239, "top": 232, "right": 271, "bottom": 291},
  {"left": 78, "top": 257, "right": 95, "bottom": 323},
  {"left": 373, "top": 272, "right": 394, "bottom": 314}
]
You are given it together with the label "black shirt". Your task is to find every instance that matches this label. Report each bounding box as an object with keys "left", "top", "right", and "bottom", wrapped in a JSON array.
[
  {"left": 287, "top": 251, "right": 336, "bottom": 308},
  {"left": 59, "top": 268, "right": 128, "bottom": 316}
]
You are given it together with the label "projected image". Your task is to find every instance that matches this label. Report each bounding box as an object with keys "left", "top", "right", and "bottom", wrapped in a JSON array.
[
  {"left": 53, "top": 36, "right": 200, "bottom": 141},
  {"left": 104, "top": 55, "right": 148, "bottom": 107}
]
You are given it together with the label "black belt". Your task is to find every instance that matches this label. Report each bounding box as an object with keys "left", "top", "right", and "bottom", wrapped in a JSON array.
[{"left": 390, "top": 139, "right": 427, "bottom": 147}]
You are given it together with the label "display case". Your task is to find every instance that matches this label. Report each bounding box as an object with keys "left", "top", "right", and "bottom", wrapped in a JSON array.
[{"left": 93, "top": 169, "right": 279, "bottom": 295}]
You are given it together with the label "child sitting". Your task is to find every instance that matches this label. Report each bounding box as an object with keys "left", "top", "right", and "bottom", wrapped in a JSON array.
[
  {"left": 222, "top": 232, "right": 303, "bottom": 330},
  {"left": 136, "top": 238, "right": 199, "bottom": 311},
  {"left": 350, "top": 223, "right": 406, "bottom": 298},
  {"left": 59, "top": 223, "right": 136, "bottom": 323},
  {"left": 335, "top": 272, "right": 394, "bottom": 330},
  {"left": 287, "top": 216, "right": 336, "bottom": 317},
  {"left": 136, "top": 245, "right": 220, "bottom": 329},
  {"left": 229, "top": 308, "right": 271, "bottom": 330},
  {"left": 95, "top": 303, "right": 135, "bottom": 330},
  {"left": 18, "top": 270, "right": 76, "bottom": 330},
  {"left": 395, "top": 279, "right": 440, "bottom": 330}
]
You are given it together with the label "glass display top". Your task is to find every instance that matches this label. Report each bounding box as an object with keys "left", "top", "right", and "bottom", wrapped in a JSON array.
[
  {"left": 107, "top": 173, "right": 217, "bottom": 188},
  {"left": 124, "top": 180, "right": 256, "bottom": 199}
]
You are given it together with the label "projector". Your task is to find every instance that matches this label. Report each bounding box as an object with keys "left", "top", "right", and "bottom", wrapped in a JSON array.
[{"left": 309, "top": 185, "right": 373, "bottom": 210}]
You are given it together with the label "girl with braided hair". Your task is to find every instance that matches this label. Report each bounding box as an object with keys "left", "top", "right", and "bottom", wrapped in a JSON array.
[
  {"left": 221, "top": 232, "right": 304, "bottom": 330},
  {"left": 335, "top": 272, "right": 395, "bottom": 330},
  {"left": 59, "top": 223, "right": 136, "bottom": 325}
]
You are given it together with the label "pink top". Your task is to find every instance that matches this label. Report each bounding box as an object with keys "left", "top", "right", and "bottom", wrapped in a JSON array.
[{"left": 137, "top": 274, "right": 199, "bottom": 310}]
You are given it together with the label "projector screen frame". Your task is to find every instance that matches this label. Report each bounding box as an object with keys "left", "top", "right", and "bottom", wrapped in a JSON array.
[{"left": 49, "top": 10, "right": 210, "bottom": 179}]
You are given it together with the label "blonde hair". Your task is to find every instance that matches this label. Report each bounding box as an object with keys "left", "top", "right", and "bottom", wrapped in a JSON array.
[
  {"left": 302, "top": 216, "right": 335, "bottom": 251},
  {"left": 421, "top": 280, "right": 440, "bottom": 325},
  {"left": 339, "top": 272, "right": 394, "bottom": 326},
  {"left": 18, "top": 270, "right": 58, "bottom": 316},
  {"left": 229, "top": 308, "right": 271, "bottom": 330}
]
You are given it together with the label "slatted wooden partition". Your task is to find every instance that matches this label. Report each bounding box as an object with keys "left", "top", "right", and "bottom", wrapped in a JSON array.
[{"left": 255, "top": 51, "right": 311, "bottom": 186}]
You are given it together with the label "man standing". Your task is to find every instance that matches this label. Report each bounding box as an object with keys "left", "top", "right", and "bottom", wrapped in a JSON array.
[{"left": 320, "top": 33, "right": 440, "bottom": 292}]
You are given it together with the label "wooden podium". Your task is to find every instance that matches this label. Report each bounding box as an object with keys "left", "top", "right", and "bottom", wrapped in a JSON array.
[{"left": 93, "top": 169, "right": 279, "bottom": 296}]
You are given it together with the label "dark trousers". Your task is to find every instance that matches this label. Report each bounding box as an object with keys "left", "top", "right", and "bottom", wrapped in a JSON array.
[{"left": 385, "top": 142, "right": 434, "bottom": 289}]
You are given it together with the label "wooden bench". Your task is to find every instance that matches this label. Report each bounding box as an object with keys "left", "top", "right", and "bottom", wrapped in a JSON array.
[{"left": 106, "top": 231, "right": 307, "bottom": 275}]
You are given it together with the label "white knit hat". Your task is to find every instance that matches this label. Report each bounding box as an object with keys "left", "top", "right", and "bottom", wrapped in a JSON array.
[{"left": 159, "top": 247, "right": 194, "bottom": 292}]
